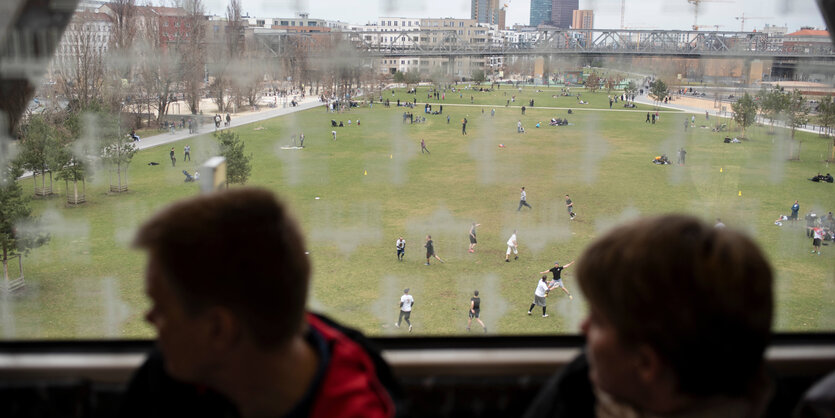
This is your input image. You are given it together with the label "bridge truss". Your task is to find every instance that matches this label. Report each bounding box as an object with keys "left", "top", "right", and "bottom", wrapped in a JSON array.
[{"left": 255, "top": 28, "right": 835, "bottom": 61}]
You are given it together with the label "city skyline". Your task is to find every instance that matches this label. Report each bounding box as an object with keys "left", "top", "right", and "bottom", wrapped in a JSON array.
[
  {"left": 200, "top": 0, "right": 825, "bottom": 32},
  {"left": 550, "top": 0, "right": 578, "bottom": 29}
]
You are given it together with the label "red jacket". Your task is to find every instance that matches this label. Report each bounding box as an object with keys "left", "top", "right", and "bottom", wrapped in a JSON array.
[
  {"left": 307, "top": 314, "right": 395, "bottom": 418},
  {"left": 120, "top": 313, "right": 399, "bottom": 418}
]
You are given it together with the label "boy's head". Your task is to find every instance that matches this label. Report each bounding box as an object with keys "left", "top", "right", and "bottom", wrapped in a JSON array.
[{"left": 577, "top": 215, "right": 773, "bottom": 406}]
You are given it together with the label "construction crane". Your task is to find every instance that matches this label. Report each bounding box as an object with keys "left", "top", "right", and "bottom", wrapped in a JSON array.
[
  {"left": 735, "top": 13, "right": 773, "bottom": 31},
  {"left": 688, "top": 0, "right": 732, "bottom": 31}
]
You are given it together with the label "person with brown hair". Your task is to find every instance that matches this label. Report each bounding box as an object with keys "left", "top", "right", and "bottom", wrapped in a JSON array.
[
  {"left": 122, "top": 188, "right": 398, "bottom": 418},
  {"left": 524, "top": 215, "right": 776, "bottom": 418}
]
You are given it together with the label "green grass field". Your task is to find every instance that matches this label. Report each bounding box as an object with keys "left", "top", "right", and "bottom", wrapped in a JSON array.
[{"left": 4, "top": 87, "right": 834, "bottom": 340}]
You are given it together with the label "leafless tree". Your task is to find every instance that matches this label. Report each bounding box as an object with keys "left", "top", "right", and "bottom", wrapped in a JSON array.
[
  {"left": 136, "top": 9, "right": 180, "bottom": 126},
  {"left": 225, "top": 0, "right": 249, "bottom": 109},
  {"left": 107, "top": 0, "right": 137, "bottom": 79},
  {"left": 180, "top": 0, "right": 206, "bottom": 114},
  {"left": 54, "top": 12, "right": 106, "bottom": 110}
]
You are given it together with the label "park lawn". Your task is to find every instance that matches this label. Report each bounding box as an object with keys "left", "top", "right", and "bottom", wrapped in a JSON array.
[
  {"left": 382, "top": 85, "right": 657, "bottom": 111},
  {"left": 5, "top": 99, "right": 834, "bottom": 340}
]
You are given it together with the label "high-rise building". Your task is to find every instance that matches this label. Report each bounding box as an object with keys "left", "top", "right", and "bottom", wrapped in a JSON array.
[
  {"left": 529, "top": 0, "right": 551, "bottom": 27},
  {"left": 571, "top": 9, "right": 593, "bottom": 29},
  {"left": 551, "top": 0, "right": 578, "bottom": 29},
  {"left": 472, "top": 0, "right": 506, "bottom": 29}
]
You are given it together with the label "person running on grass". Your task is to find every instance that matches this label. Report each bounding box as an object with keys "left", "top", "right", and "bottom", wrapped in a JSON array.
[
  {"left": 517, "top": 187, "right": 532, "bottom": 211},
  {"left": 467, "top": 290, "right": 486, "bottom": 333},
  {"left": 424, "top": 235, "right": 444, "bottom": 265},
  {"left": 420, "top": 138, "right": 430, "bottom": 154},
  {"left": 540, "top": 261, "right": 575, "bottom": 300},
  {"left": 395, "top": 288, "right": 414, "bottom": 332},
  {"left": 395, "top": 236, "right": 406, "bottom": 261}
]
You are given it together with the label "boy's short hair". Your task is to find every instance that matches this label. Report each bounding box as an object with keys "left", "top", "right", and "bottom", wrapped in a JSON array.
[
  {"left": 135, "top": 188, "right": 310, "bottom": 348},
  {"left": 576, "top": 215, "right": 773, "bottom": 396}
]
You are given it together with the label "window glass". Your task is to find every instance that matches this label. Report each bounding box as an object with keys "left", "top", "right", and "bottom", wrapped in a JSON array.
[{"left": 0, "top": 0, "right": 832, "bottom": 341}]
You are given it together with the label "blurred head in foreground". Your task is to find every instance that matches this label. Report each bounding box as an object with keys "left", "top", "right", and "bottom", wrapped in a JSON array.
[
  {"left": 134, "top": 187, "right": 310, "bottom": 382},
  {"left": 577, "top": 215, "right": 773, "bottom": 413}
]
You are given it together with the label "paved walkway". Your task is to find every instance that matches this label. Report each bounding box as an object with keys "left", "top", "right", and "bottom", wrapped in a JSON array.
[
  {"left": 17, "top": 97, "right": 323, "bottom": 180},
  {"left": 133, "top": 97, "right": 323, "bottom": 151},
  {"left": 633, "top": 94, "right": 826, "bottom": 135}
]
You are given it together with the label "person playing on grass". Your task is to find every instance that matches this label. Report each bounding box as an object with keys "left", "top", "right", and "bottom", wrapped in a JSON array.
[
  {"left": 528, "top": 276, "right": 552, "bottom": 318},
  {"left": 518, "top": 187, "right": 532, "bottom": 211},
  {"left": 420, "top": 139, "right": 430, "bottom": 154},
  {"left": 396, "top": 236, "right": 406, "bottom": 261},
  {"left": 540, "top": 261, "right": 574, "bottom": 300},
  {"left": 468, "top": 223, "right": 480, "bottom": 253},
  {"left": 565, "top": 194, "right": 575, "bottom": 220},
  {"left": 467, "top": 290, "right": 487, "bottom": 333},
  {"left": 425, "top": 235, "right": 444, "bottom": 265},
  {"left": 395, "top": 288, "right": 414, "bottom": 332},
  {"left": 505, "top": 230, "right": 518, "bottom": 262}
]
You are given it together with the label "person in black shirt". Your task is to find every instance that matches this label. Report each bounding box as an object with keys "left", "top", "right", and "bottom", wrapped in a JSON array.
[
  {"left": 540, "top": 261, "right": 575, "bottom": 300},
  {"left": 468, "top": 223, "right": 481, "bottom": 253},
  {"left": 424, "top": 235, "right": 444, "bottom": 265},
  {"left": 564, "top": 194, "right": 575, "bottom": 220},
  {"left": 466, "top": 290, "right": 486, "bottom": 333}
]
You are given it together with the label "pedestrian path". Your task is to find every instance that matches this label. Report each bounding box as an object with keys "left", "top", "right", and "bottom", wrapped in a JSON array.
[
  {"left": 396, "top": 101, "right": 677, "bottom": 113},
  {"left": 633, "top": 95, "right": 825, "bottom": 135},
  {"left": 133, "top": 98, "right": 322, "bottom": 151},
  {"left": 17, "top": 97, "right": 323, "bottom": 180}
]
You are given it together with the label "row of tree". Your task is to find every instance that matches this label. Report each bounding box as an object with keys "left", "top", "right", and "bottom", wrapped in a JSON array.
[{"left": 731, "top": 86, "right": 813, "bottom": 141}]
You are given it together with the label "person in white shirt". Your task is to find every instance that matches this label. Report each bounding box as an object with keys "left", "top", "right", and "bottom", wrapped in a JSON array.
[
  {"left": 528, "top": 276, "right": 552, "bottom": 317},
  {"left": 517, "top": 187, "right": 532, "bottom": 211},
  {"left": 395, "top": 288, "right": 414, "bottom": 332},
  {"left": 395, "top": 237, "right": 406, "bottom": 261},
  {"left": 810, "top": 227, "right": 824, "bottom": 255},
  {"left": 505, "top": 230, "right": 518, "bottom": 262}
]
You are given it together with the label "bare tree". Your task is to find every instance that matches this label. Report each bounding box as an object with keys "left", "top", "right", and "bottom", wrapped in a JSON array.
[
  {"left": 225, "top": 0, "right": 248, "bottom": 109},
  {"left": 180, "top": 0, "right": 206, "bottom": 114},
  {"left": 136, "top": 10, "right": 179, "bottom": 125},
  {"left": 54, "top": 12, "right": 106, "bottom": 110},
  {"left": 107, "top": 0, "right": 137, "bottom": 79},
  {"left": 225, "top": 0, "right": 244, "bottom": 58}
]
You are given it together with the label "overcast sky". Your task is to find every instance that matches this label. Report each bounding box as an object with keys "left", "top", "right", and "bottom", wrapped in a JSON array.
[{"left": 199, "top": 0, "right": 825, "bottom": 32}]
